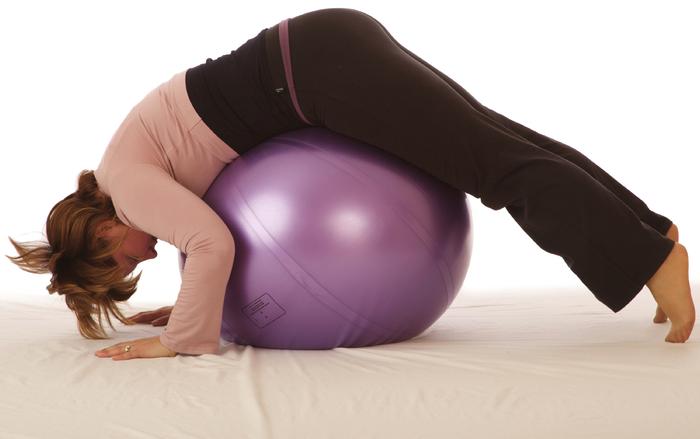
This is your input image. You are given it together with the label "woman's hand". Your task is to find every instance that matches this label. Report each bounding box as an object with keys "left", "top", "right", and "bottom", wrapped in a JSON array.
[
  {"left": 94, "top": 335, "right": 177, "bottom": 360},
  {"left": 126, "top": 306, "right": 173, "bottom": 326}
]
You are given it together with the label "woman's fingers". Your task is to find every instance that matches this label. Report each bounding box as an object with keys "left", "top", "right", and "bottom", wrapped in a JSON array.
[
  {"left": 152, "top": 315, "right": 169, "bottom": 326},
  {"left": 127, "top": 310, "right": 159, "bottom": 323},
  {"left": 152, "top": 307, "right": 173, "bottom": 326},
  {"left": 126, "top": 311, "right": 149, "bottom": 322},
  {"left": 95, "top": 336, "right": 177, "bottom": 360},
  {"left": 127, "top": 306, "right": 173, "bottom": 324}
]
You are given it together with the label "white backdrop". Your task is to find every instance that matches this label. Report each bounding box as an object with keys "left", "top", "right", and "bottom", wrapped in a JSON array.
[{"left": 1, "top": 0, "right": 697, "bottom": 308}]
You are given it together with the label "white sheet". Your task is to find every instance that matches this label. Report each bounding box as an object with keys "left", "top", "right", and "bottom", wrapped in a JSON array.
[{"left": 1, "top": 285, "right": 698, "bottom": 439}]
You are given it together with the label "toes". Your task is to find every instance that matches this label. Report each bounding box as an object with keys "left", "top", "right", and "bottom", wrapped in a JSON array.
[
  {"left": 665, "top": 332, "right": 684, "bottom": 343},
  {"left": 654, "top": 315, "right": 668, "bottom": 324},
  {"left": 653, "top": 306, "right": 668, "bottom": 324},
  {"left": 665, "top": 323, "right": 694, "bottom": 343}
]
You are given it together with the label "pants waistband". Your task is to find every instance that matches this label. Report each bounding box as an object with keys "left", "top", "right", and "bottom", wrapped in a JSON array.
[
  {"left": 264, "top": 19, "right": 313, "bottom": 125},
  {"left": 264, "top": 23, "right": 287, "bottom": 94}
]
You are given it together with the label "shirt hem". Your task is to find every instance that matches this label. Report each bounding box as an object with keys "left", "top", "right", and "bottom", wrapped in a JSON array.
[{"left": 170, "top": 70, "right": 240, "bottom": 163}]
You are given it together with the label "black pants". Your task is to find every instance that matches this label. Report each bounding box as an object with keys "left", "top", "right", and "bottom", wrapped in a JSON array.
[{"left": 185, "top": 8, "right": 674, "bottom": 313}]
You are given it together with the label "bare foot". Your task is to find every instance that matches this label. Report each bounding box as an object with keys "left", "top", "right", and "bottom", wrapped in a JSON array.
[
  {"left": 646, "top": 242, "right": 695, "bottom": 343},
  {"left": 654, "top": 223, "right": 679, "bottom": 323}
]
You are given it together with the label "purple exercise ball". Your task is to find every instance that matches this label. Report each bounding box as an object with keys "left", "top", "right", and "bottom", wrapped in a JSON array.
[{"left": 179, "top": 127, "right": 473, "bottom": 349}]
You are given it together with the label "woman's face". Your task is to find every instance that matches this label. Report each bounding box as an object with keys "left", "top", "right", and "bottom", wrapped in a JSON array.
[{"left": 97, "top": 220, "right": 158, "bottom": 276}]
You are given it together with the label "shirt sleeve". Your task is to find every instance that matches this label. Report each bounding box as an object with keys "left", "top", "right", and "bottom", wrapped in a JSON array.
[{"left": 108, "top": 163, "right": 235, "bottom": 355}]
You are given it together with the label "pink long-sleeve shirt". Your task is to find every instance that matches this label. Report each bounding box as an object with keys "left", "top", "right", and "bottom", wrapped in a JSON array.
[{"left": 95, "top": 70, "right": 240, "bottom": 355}]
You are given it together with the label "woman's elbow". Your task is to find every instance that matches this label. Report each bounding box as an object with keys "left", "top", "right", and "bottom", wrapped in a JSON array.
[
  {"left": 219, "top": 231, "right": 236, "bottom": 260},
  {"left": 209, "top": 228, "right": 235, "bottom": 263}
]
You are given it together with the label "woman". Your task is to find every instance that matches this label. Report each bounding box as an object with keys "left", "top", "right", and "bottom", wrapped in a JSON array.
[{"left": 7, "top": 8, "right": 694, "bottom": 360}]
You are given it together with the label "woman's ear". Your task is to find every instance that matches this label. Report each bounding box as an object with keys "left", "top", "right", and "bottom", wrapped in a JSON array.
[{"left": 95, "top": 219, "right": 117, "bottom": 238}]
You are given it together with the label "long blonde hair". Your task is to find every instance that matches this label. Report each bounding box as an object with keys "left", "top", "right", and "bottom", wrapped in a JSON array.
[{"left": 6, "top": 170, "right": 141, "bottom": 339}]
